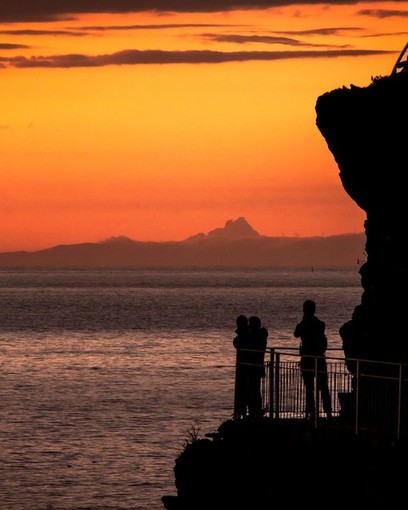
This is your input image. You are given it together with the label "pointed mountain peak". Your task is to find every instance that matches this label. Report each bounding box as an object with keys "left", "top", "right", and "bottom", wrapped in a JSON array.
[{"left": 207, "top": 217, "right": 260, "bottom": 239}]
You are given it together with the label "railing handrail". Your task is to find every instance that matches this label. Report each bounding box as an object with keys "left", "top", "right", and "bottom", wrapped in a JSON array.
[
  {"left": 234, "top": 345, "right": 408, "bottom": 439},
  {"left": 265, "top": 345, "right": 408, "bottom": 367}
]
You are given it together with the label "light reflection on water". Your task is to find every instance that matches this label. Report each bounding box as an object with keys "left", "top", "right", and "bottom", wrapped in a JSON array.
[
  {"left": 1, "top": 331, "right": 236, "bottom": 510},
  {"left": 0, "top": 268, "right": 362, "bottom": 509}
]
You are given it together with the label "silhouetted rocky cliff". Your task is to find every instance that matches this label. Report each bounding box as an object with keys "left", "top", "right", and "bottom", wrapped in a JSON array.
[{"left": 316, "top": 66, "right": 408, "bottom": 364}]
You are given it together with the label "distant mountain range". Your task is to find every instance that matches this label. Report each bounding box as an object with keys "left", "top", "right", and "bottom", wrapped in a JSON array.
[{"left": 0, "top": 217, "right": 366, "bottom": 268}]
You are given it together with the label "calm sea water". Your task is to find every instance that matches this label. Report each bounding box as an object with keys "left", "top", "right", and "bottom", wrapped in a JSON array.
[{"left": 0, "top": 267, "right": 362, "bottom": 510}]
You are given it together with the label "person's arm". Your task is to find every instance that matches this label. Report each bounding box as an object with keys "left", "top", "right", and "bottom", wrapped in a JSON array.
[
  {"left": 321, "top": 321, "right": 328, "bottom": 352},
  {"left": 294, "top": 322, "right": 303, "bottom": 338},
  {"left": 322, "top": 334, "right": 328, "bottom": 353},
  {"left": 261, "top": 328, "right": 268, "bottom": 350}
]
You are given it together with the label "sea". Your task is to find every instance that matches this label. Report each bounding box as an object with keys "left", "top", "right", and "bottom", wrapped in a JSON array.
[{"left": 0, "top": 267, "right": 362, "bottom": 510}]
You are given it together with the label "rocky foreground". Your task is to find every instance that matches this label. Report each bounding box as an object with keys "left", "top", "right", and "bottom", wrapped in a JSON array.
[{"left": 162, "top": 417, "right": 407, "bottom": 509}]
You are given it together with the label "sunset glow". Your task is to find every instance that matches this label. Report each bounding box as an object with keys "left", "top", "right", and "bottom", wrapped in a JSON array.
[{"left": 1, "top": 1, "right": 407, "bottom": 251}]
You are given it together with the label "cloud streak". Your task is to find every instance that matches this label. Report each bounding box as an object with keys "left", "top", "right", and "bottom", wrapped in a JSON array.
[
  {"left": 273, "top": 27, "right": 363, "bottom": 35},
  {"left": 200, "top": 33, "right": 352, "bottom": 48},
  {"left": 0, "top": 47, "right": 392, "bottom": 68},
  {"left": 0, "top": 43, "right": 29, "bottom": 49},
  {"left": 358, "top": 8, "right": 408, "bottom": 18},
  {"left": 0, "top": 29, "right": 89, "bottom": 37},
  {"left": 79, "top": 23, "right": 239, "bottom": 31},
  {"left": 0, "top": 24, "right": 235, "bottom": 38},
  {"left": 0, "top": 0, "right": 406, "bottom": 22}
]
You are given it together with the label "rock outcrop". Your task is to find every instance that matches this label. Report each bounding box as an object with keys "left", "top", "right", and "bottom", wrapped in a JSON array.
[
  {"left": 316, "top": 65, "right": 408, "bottom": 364},
  {"left": 162, "top": 418, "right": 407, "bottom": 509}
]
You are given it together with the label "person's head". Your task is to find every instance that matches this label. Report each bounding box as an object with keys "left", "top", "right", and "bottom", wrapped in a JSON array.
[
  {"left": 236, "top": 314, "right": 248, "bottom": 329},
  {"left": 303, "top": 299, "right": 316, "bottom": 316},
  {"left": 248, "top": 315, "right": 261, "bottom": 331}
]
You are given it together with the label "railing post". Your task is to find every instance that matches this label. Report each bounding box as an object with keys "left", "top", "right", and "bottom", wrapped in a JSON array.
[
  {"left": 314, "top": 356, "right": 318, "bottom": 428},
  {"left": 268, "top": 348, "right": 275, "bottom": 419},
  {"left": 274, "top": 352, "right": 280, "bottom": 419},
  {"left": 233, "top": 350, "right": 239, "bottom": 418},
  {"left": 354, "top": 360, "right": 360, "bottom": 435},
  {"left": 397, "top": 363, "right": 402, "bottom": 441}
]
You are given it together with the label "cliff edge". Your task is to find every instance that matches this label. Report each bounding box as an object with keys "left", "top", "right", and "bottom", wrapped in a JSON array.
[{"left": 316, "top": 63, "right": 408, "bottom": 364}]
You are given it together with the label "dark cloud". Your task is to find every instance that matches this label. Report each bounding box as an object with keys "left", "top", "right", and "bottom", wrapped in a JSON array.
[
  {"left": 201, "top": 33, "right": 351, "bottom": 48},
  {"left": 202, "top": 34, "right": 303, "bottom": 45},
  {"left": 0, "top": 1, "right": 406, "bottom": 22},
  {"left": 78, "top": 23, "right": 239, "bottom": 31},
  {"left": 0, "top": 29, "right": 88, "bottom": 36},
  {"left": 0, "top": 47, "right": 392, "bottom": 68},
  {"left": 0, "top": 25, "right": 229, "bottom": 37},
  {"left": 0, "top": 43, "right": 29, "bottom": 49},
  {"left": 362, "top": 31, "right": 408, "bottom": 38},
  {"left": 358, "top": 9, "right": 408, "bottom": 18},
  {"left": 273, "top": 27, "right": 363, "bottom": 35}
]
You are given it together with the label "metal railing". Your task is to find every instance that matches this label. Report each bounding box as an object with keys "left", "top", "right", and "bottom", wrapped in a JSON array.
[{"left": 234, "top": 346, "right": 408, "bottom": 440}]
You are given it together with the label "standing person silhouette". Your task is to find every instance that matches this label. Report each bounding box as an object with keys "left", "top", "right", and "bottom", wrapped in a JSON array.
[
  {"left": 246, "top": 316, "right": 268, "bottom": 418},
  {"left": 294, "top": 299, "right": 332, "bottom": 419},
  {"left": 233, "top": 314, "right": 251, "bottom": 419}
]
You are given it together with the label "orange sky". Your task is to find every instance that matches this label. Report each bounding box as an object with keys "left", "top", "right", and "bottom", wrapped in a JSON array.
[{"left": 1, "top": 1, "right": 407, "bottom": 251}]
